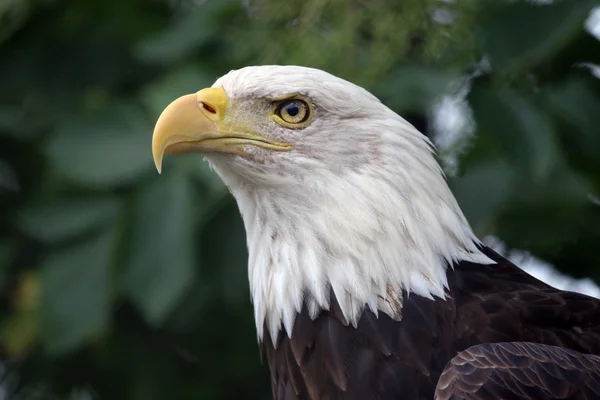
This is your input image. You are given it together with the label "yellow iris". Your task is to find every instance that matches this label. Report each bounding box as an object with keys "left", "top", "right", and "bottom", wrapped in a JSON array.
[{"left": 272, "top": 98, "right": 313, "bottom": 127}]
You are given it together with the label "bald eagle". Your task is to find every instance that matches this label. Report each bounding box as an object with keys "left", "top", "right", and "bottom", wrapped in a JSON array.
[{"left": 152, "top": 66, "right": 600, "bottom": 400}]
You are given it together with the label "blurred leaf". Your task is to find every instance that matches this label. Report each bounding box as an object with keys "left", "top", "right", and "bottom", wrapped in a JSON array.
[
  {"left": 142, "top": 65, "right": 214, "bottom": 117},
  {"left": 0, "top": 0, "right": 31, "bottom": 44},
  {"left": 512, "top": 168, "right": 591, "bottom": 209},
  {"left": 469, "top": 83, "right": 560, "bottom": 180},
  {"left": 179, "top": 155, "right": 227, "bottom": 198},
  {"left": 451, "top": 161, "right": 513, "bottom": 235},
  {"left": 481, "top": 0, "right": 598, "bottom": 73},
  {"left": 41, "top": 228, "right": 115, "bottom": 355},
  {"left": 2, "top": 272, "right": 41, "bottom": 359},
  {"left": 0, "top": 105, "right": 23, "bottom": 132},
  {"left": 136, "top": 11, "right": 210, "bottom": 64},
  {"left": 545, "top": 74, "right": 599, "bottom": 137},
  {"left": 536, "top": 31, "right": 600, "bottom": 81},
  {"left": 375, "top": 65, "right": 458, "bottom": 112},
  {"left": 0, "top": 102, "right": 54, "bottom": 140},
  {"left": 17, "top": 197, "right": 120, "bottom": 243},
  {"left": 0, "top": 159, "right": 19, "bottom": 191},
  {"left": 0, "top": 242, "right": 15, "bottom": 293},
  {"left": 15, "top": 271, "right": 41, "bottom": 311},
  {"left": 136, "top": 0, "right": 241, "bottom": 64},
  {"left": 201, "top": 200, "right": 247, "bottom": 306},
  {"left": 122, "top": 170, "right": 195, "bottom": 327},
  {"left": 45, "top": 104, "right": 154, "bottom": 188},
  {"left": 544, "top": 74, "right": 600, "bottom": 183},
  {"left": 2, "top": 310, "right": 38, "bottom": 360}
]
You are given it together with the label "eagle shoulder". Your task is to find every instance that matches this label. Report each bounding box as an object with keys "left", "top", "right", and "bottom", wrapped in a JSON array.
[{"left": 263, "top": 289, "right": 456, "bottom": 400}]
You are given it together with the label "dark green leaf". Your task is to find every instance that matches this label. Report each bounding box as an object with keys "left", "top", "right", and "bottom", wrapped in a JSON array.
[
  {"left": 201, "top": 200, "right": 247, "bottom": 307},
  {"left": 135, "top": 0, "right": 241, "bottom": 64},
  {"left": 17, "top": 197, "right": 120, "bottom": 242},
  {"left": 179, "top": 155, "right": 227, "bottom": 198},
  {"left": 544, "top": 74, "right": 600, "bottom": 180},
  {"left": 545, "top": 74, "right": 599, "bottom": 138},
  {"left": 41, "top": 228, "right": 115, "bottom": 355},
  {"left": 0, "top": 159, "right": 19, "bottom": 191},
  {"left": 536, "top": 31, "right": 600, "bottom": 81},
  {"left": 375, "top": 65, "right": 458, "bottom": 112},
  {"left": 0, "top": 242, "right": 15, "bottom": 291},
  {"left": 122, "top": 169, "right": 195, "bottom": 327},
  {"left": 0, "top": 106, "right": 22, "bottom": 133},
  {"left": 496, "top": 169, "right": 593, "bottom": 258},
  {"left": 142, "top": 65, "right": 214, "bottom": 117},
  {"left": 469, "top": 83, "right": 561, "bottom": 180},
  {"left": 136, "top": 11, "right": 213, "bottom": 64},
  {"left": 512, "top": 168, "right": 591, "bottom": 208},
  {"left": 45, "top": 104, "right": 154, "bottom": 188},
  {"left": 481, "top": 0, "right": 598, "bottom": 73},
  {"left": 450, "top": 161, "right": 513, "bottom": 235}
]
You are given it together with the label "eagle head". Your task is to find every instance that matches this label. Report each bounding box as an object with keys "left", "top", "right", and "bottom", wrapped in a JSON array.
[
  {"left": 152, "top": 65, "right": 492, "bottom": 342},
  {"left": 154, "top": 66, "right": 395, "bottom": 184}
]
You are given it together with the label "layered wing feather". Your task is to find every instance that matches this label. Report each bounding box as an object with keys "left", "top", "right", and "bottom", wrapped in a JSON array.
[
  {"left": 435, "top": 342, "right": 600, "bottom": 400},
  {"left": 263, "top": 290, "right": 454, "bottom": 400},
  {"left": 263, "top": 246, "right": 600, "bottom": 400}
]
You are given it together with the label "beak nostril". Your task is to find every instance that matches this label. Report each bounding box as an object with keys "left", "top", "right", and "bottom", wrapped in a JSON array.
[
  {"left": 196, "top": 88, "right": 226, "bottom": 119},
  {"left": 202, "top": 102, "right": 216, "bottom": 114}
]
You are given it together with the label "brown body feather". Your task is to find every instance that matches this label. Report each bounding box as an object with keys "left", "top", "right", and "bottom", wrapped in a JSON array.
[{"left": 262, "top": 246, "right": 600, "bottom": 399}]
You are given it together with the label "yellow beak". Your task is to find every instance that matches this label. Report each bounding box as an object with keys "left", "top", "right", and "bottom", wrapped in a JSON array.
[{"left": 151, "top": 87, "right": 292, "bottom": 173}]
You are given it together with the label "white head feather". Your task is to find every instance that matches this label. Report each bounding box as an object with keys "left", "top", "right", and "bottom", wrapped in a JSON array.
[{"left": 204, "top": 65, "right": 493, "bottom": 343}]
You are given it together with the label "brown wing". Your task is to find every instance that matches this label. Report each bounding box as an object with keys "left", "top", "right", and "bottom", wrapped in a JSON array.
[
  {"left": 434, "top": 342, "right": 600, "bottom": 400},
  {"left": 263, "top": 245, "right": 600, "bottom": 400},
  {"left": 263, "top": 289, "right": 457, "bottom": 400},
  {"left": 451, "top": 246, "right": 600, "bottom": 355}
]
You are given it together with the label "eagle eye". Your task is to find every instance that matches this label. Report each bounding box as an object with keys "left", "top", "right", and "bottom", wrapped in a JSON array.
[{"left": 272, "top": 98, "right": 313, "bottom": 127}]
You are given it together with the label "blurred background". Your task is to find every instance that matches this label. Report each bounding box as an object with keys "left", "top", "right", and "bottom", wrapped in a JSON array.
[{"left": 0, "top": 0, "right": 599, "bottom": 398}]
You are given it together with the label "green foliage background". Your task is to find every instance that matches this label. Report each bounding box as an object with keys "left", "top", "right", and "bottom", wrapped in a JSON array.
[{"left": 0, "top": 0, "right": 599, "bottom": 398}]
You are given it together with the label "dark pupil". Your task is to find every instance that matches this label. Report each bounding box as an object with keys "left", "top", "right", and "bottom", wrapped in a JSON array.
[{"left": 286, "top": 103, "right": 300, "bottom": 117}]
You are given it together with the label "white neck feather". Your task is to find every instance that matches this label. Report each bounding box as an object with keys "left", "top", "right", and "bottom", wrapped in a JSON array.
[{"left": 209, "top": 120, "right": 493, "bottom": 343}]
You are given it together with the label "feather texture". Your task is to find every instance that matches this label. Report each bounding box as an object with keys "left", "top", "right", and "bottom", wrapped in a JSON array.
[
  {"left": 263, "top": 247, "right": 600, "bottom": 399},
  {"left": 206, "top": 65, "right": 493, "bottom": 341},
  {"left": 435, "top": 342, "right": 600, "bottom": 400}
]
